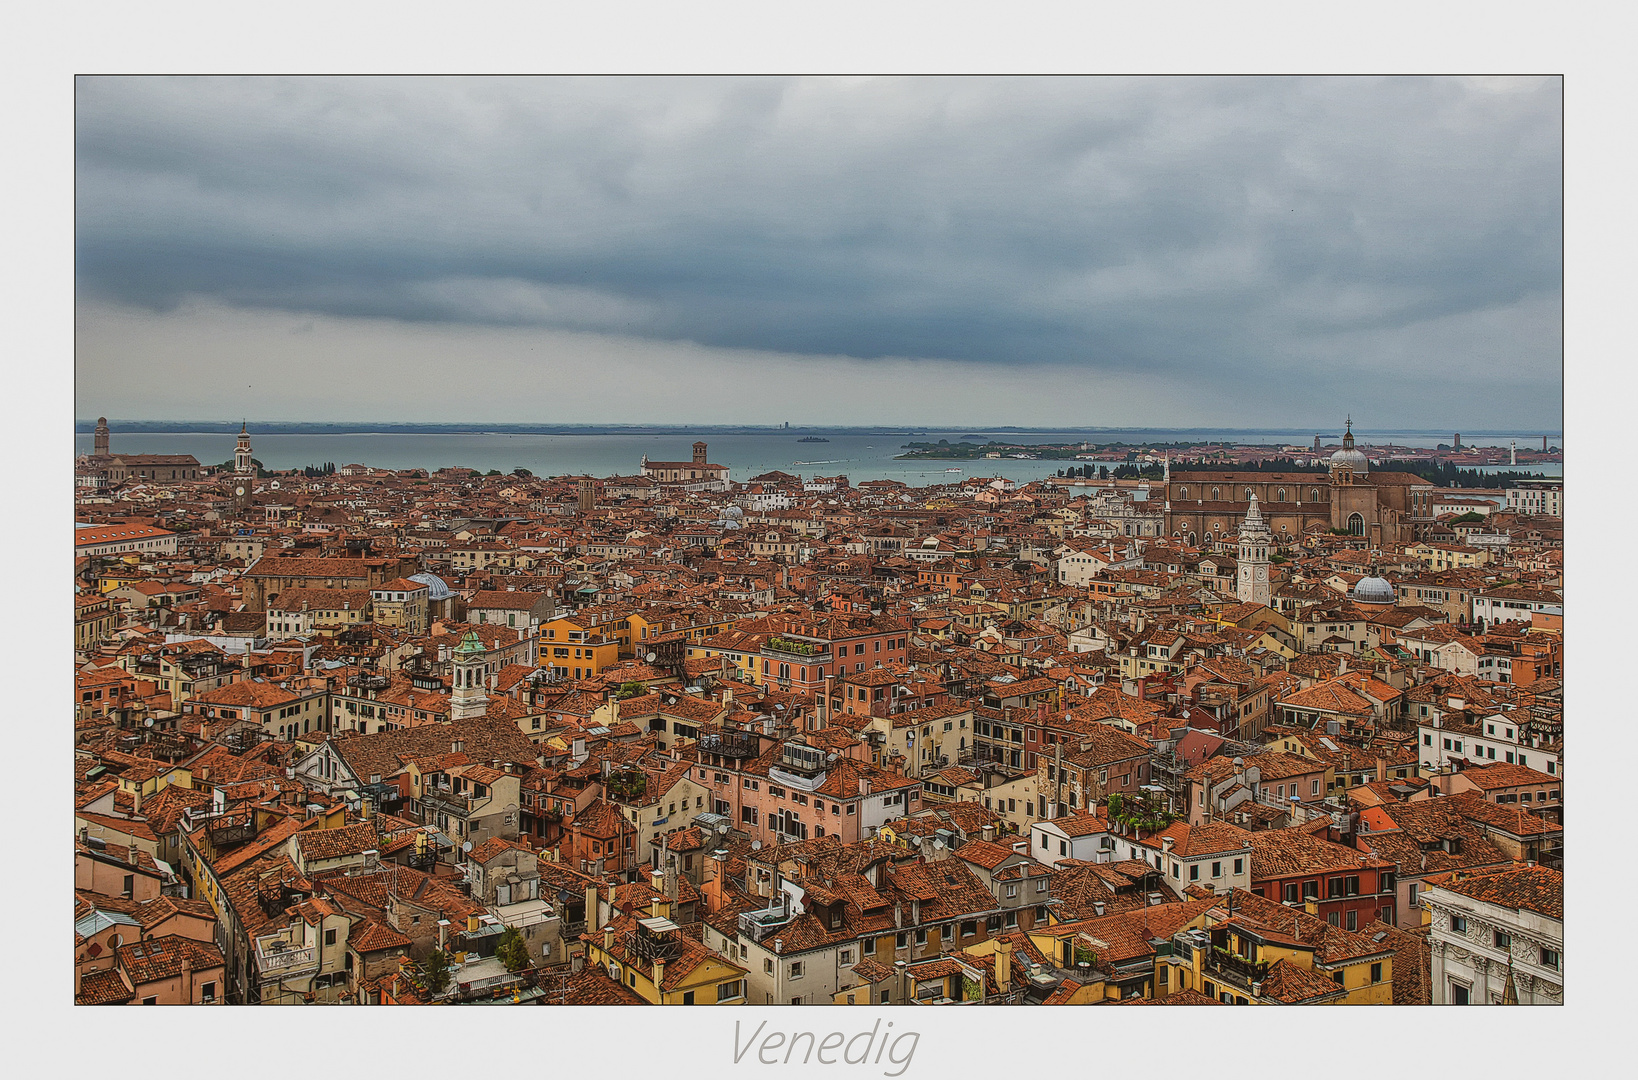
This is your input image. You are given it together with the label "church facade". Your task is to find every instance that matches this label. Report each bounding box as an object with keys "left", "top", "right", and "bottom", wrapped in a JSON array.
[
  {"left": 77, "top": 416, "right": 203, "bottom": 489},
  {"left": 1163, "top": 421, "right": 1437, "bottom": 549},
  {"left": 639, "top": 441, "right": 730, "bottom": 490}
]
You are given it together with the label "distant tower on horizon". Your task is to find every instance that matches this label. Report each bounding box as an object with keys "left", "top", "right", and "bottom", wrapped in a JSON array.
[
  {"left": 1511, "top": 440, "right": 1517, "bottom": 466},
  {"left": 93, "top": 416, "right": 110, "bottom": 457},
  {"left": 693, "top": 441, "right": 708, "bottom": 465},
  {"left": 1453, "top": 432, "right": 1462, "bottom": 450},
  {"left": 578, "top": 477, "right": 596, "bottom": 515},
  {"left": 1313, "top": 433, "right": 1321, "bottom": 454}
]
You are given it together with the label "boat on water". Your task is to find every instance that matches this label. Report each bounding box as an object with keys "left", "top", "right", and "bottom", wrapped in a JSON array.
[
  {"left": 796, "top": 436, "right": 830, "bottom": 443},
  {"left": 944, "top": 467, "right": 963, "bottom": 473}
]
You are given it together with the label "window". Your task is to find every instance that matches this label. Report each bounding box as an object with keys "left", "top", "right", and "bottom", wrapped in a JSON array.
[
  {"left": 1494, "top": 930, "right": 1511, "bottom": 949},
  {"left": 764, "top": 958, "right": 774, "bottom": 974},
  {"left": 840, "top": 949, "right": 853, "bottom": 965},
  {"left": 1036, "top": 878, "right": 1048, "bottom": 893},
  {"left": 862, "top": 937, "right": 875, "bottom": 955},
  {"left": 1190, "top": 864, "right": 1200, "bottom": 881},
  {"left": 1005, "top": 884, "right": 1019, "bottom": 899},
  {"left": 1346, "top": 910, "right": 1357, "bottom": 931},
  {"left": 142, "top": 996, "right": 158, "bottom": 1005},
  {"left": 1452, "top": 983, "right": 1470, "bottom": 1005},
  {"left": 1284, "top": 883, "right": 1300, "bottom": 904},
  {"left": 1540, "top": 948, "right": 1559, "bottom": 970},
  {"left": 1370, "top": 962, "right": 1382, "bottom": 984},
  {"left": 896, "top": 933, "right": 908, "bottom": 949},
  {"left": 915, "top": 928, "right": 928, "bottom": 946},
  {"left": 1233, "top": 858, "right": 1244, "bottom": 876},
  {"left": 789, "top": 962, "right": 804, "bottom": 979},
  {"left": 1450, "top": 916, "right": 1467, "bottom": 933}
]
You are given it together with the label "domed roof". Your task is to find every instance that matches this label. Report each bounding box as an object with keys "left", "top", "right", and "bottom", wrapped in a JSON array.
[
  {"left": 1329, "top": 418, "right": 1368, "bottom": 472},
  {"left": 1350, "top": 575, "right": 1396, "bottom": 604},
  {"left": 1330, "top": 446, "right": 1369, "bottom": 471},
  {"left": 409, "top": 572, "right": 453, "bottom": 601}
]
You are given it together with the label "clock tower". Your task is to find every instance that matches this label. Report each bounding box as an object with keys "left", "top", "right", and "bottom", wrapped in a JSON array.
[{"left": 232, "top": 422, "right": 254, "bottom": 512}]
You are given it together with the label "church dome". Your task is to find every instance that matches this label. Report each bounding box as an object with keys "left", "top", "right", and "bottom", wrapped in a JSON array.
[
  {"left": 1350, "top": 575, "right": 1396, "bottom": 604},
  {"left": 1329, "top": 418, "right": 1368, "bottom": 473},
  {"left": 409, "top": 572, "right": 453, "bottom": 601},
  {"left": 1330, "top": 446, "right": 1369, "bottom": 472}
]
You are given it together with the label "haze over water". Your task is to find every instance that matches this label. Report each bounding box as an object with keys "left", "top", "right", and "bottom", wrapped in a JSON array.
[{"left": 74, "top": 427, "right": 1564, "bottom": 486}]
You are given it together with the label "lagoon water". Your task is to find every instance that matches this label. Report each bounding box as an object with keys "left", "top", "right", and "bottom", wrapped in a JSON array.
[{"left": 73, "top": 428, "right": 1563, "bottom": 485}]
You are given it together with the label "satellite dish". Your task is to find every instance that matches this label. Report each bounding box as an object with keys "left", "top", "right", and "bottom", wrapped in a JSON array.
[
  {"left": 645, "top": 653, "right": 657, "bottom": 663},
  {"left": 461, "top": 840, "right": 473, "bottom": 852},
  {"left": 144, "top": 717, "right": 154, "bottom": 728}
]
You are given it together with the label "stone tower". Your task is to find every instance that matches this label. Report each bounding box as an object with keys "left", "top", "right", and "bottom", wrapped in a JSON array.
[
  {"left": 450, "top": 631, "right": 490, "bottom": 721},
  {"left": 1236, "top": 492, "right": 1273, "bottom": 607},
  {"left": 235, "top": 422, "right": 254, "bottom": 476},
  {"left": 693, "top": 441, "right": 708, "bottom": 465},
  {"left": 231, "top": 422, "right": 254, "bottom": 512},
  {"left": 94, "top": 416, "right": 110, "bottom": 457},
  {"left": 578, "top": 477, "right": 595, "bottom": 515}
]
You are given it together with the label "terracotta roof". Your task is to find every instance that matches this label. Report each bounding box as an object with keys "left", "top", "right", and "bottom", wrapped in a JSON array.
[{"left": 1427, "top": 864, "right": 1562, "bottom": 920}]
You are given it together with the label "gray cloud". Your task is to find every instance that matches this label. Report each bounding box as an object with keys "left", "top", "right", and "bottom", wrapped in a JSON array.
[{"left": 75, "top": 75, "right": 1561, "bottom": 425}]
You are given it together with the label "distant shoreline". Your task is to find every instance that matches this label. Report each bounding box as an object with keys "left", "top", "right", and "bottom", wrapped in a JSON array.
[{"left": 74, "top": 421, "right": 1565, "bottom": 442}]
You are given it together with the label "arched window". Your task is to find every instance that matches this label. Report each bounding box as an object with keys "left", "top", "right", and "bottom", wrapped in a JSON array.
[
  {"left": 1311, "top": 488, "right": 1321, "bottom": 502},
  {"left": 1348, "top": 513, "right": 1365, "bottom": 536},
  {"left": 1212, "top": 488, "right": 1221, "bottom": 501},
  {"left": 1246, "top": 488, "right": 1255, "bottom": 501},
  {"left": 1179, "top": 487, "right": 1189, "bottom": 500},
  {"left": 1276, "top": 488, "right": 1286, "bottom": 502}
]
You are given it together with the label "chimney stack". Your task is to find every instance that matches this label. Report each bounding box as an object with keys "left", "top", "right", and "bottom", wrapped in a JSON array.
[{"left": 994, "top": 938, "right": 1013, "bottom": 993}]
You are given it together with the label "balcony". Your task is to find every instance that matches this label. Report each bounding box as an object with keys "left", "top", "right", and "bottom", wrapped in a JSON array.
[
  {"left": 765, "top": 637, "right": 826, "bottom": 658},
  {"left": 698, "top": 729, "right": 761, "bottom": 759},
  {"left": 1204, "top": 947, "right": 1269, "bottom": 988},
  {"left": 422, "top": 787, "right": 474, "bottom": 815},
  {"left": 254, "top": 935, "right": 318, "bottom": 979}
]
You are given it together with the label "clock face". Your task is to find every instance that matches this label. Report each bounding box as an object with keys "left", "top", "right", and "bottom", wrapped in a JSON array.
[{"left": 236, "top": 486, "right": 245, "bottom": 496}]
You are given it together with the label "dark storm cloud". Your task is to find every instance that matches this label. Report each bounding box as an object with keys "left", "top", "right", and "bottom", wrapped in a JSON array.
[{"left": 75, "top": 75, "right": 1561, "bottom": 411}]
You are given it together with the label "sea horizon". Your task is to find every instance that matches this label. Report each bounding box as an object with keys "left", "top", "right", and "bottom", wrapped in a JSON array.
[{"left": 73, "top": 424, "right": 1565, "bottom": 486}]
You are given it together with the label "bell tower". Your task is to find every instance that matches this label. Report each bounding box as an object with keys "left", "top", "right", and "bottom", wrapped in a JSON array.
[
  {"left": 231, "top": 422, "right": 254, "bottom": 511},
  {"left": 93, "top": 417, "right": 110, "bottom": 457},
  {"left": 450, "top": 631, "right": 490, "bottom": 721},
  {"left": 1236, "top": 492, "right": 1272, "bottom": 607}
]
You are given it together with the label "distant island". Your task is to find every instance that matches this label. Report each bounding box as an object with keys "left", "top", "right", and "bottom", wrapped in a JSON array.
[{"left": 797, "top": 436, "right": 830, "bottom": 443}]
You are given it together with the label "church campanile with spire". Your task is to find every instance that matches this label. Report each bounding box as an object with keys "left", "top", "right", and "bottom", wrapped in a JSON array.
[
  {"left": 231, "top": 421, "right": 254, "bottom": 512},
  {"left": 1236, "top": 491, "right": 1273, "bottom": 606}
]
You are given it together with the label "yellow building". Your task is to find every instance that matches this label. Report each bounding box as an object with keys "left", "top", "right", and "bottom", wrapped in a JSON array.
[
  {"left": 1407, "top": 542, "right": 1492, "bottom": 571},
  {"left": 1165, "top": 889, "right": 1393, "bottom": 1004},
  {"left": 539, "top": 615, "right": 621, "bottom": 679},
  {"left": 582, "top": 899, "right": 748, "bottom": 1005},
  {"left": 683, "top": 628, "right": 767, "bottom": 685}
]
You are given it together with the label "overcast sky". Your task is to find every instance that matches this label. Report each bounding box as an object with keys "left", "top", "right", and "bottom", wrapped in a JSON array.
[{"left": 75, "top": 76, "right": 1562, "bottom": 429}]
